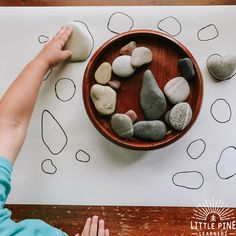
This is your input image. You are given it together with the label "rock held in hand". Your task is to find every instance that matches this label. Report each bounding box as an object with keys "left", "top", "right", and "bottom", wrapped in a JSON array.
[
  {"left": 131, "top": 47, "right": 153, "bottom": 68},
  {"left": 120, "top": 41, "right": 136, "bottom": 56},
  {"left": 90, "top": 84, "right": 116, "bottom": 115},
  {"left": 95, "top": 62, "right": 112, "bottom": 84},
  {"left": 111, "top": 113, "right": 134, "bottom": 139},
  {"left": 178, "top": 58, "right": 195, "bottom": 81},
  {"left": 140, "top": 70, "right": 167, "bottom": 120},
  {"left": 134, "top": 120, "right": 166, "bottom": 141}
]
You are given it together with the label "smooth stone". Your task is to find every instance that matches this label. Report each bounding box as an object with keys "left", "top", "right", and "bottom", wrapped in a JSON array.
[
  {"left": 90, "top": 84, "right": 116, "bottom": 115},
  {"left": 207, "top": 54, "right": 236, "bottom": 80},
  {"left": 164, "top": 77, "right": 190, "bottom": 104},
  {"left": 131, "top": 47, "right": 153, "bottom": 68},
  {"left": 134, "top": 120, "right": 166, "bottom": 141},
  {"left": 95, "top": 62, "right": 112, "bottom": 84},
  {"left": 108, "top": 80, "right": 121, "bottom": 90},
  {"left": 178, "top": 58, "right": 196, "bottom": 81},
  {"left": 125, "top": 110, "right": 137, "bottom": 123},
  {"left": 120, "top": 41, "right": 136, "bottom": 56},
  {"left": 64, "top": 22, "right": 93, "bottom": 62},
  {"left": 164, "top": 110, "right": 171, "bottom": 126},
  {"left": 111, "top": 113, "right": 134, "bottom": 139},
  {"left": 140, "top": 70, "right": 167, "bottom": 120},
  {"left": 169, "top": 102, "right": 192, "bottom": 131},
  {"left": 112, "top": 55, "right": 135, "bottom": 78}
]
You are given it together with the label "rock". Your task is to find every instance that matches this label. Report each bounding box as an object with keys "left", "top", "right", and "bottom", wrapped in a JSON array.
[
  {"left": 131, "top": 47, "right": 152, "bottom": 67},
  {"left": 164, "top": 111, "right": 171, "bottom": 126},
  {"left": 90, "top": 84, "right": 116, "bottom": 115},
  {"left": 112, "top": 55, "right": 135, "bottom": 78},
  {"left": 125, "top": 110, "right": 137, "bottom": 123},
  {"left": 169, "top": 102, "right": 192, "bottom": 131},
  {"left": 140, "top": 70, "right": 167, "bottom": 120},
  {"left": 164, "top": 77, "right": 190, "bottom": 104},
  {"left": 108, "top": 80, "right": 121, "bottom": 90},
  {"left": 120, "top": 41, "right": 136, "bottom": 56},
  {"left": 95, "top": 62, "right": 112, "bottom": 84},
  {"left": 64, "top": 21, "right": 93, "bottom": 62},
  {"left": 207, "top": 54, "right": 236, "bottom": 80},
  {"left": 111, "top": 113, "right": 134, "bottom": 139},
  {"left": 178, "top": 58, "right": 196, "bottom": 81},
  {"left": 134, "top": 120, "right": 166, "bottom": 141}
]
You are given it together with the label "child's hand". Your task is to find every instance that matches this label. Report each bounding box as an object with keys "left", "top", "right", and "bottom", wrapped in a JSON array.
[
  {"left": 75, "top": 216, "right": 109, "bottom": 236},
  {"left": 35, "top": 26, "right": 72, "bottom": 69}
]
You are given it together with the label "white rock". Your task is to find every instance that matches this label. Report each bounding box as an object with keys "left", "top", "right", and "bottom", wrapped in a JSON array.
[
  {"left": 95, "top": 62, "right": 112, "bottom": 84},
  {"left": 112, "top": 55, "right": 135, "bottom": 77},
  {"left": 131, "top": 47, "right": 152, "bottom": 68},
  {"left": 90, "top": 84, "right": 116, "bottom": 115},
  {"left": 164, "top": 77, "right": 190, "bottom": 104},
  {"left": 64, "top": 21, "right": 93, "bottom": 62}
]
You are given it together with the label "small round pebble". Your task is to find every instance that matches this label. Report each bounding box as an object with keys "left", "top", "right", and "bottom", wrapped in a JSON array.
[
  {"left": 112, "top": 55, "right": 135, "bottom": 78},
  {"left": 120, "top": 41, "right": 136, "bottom": 56},
  {"left": 134, "top": 120, "right": 166, "bottom": 141},
  {"left": 178, "top": 58, "right": 195, "bottom": 81},
  {"left": 90, "top": 84, "right": 117, "bottom": 115},
  {"left": 131, "top": 47, "right": 153, "bottom": 68},
  {"left": 164, "top": 77, "right": 190, "bottom": 104},
  {"left": 95, "top": 62, "right": 112, "bottom": 84},
  {"left": 164, "top": 110, "right": 171, "bottom": 126},
  {"left": 125, "top": 110, "right": 137, "bottom": 123},
  {"left": 111, "top": 113, "right": 134, "bottom": 139},
  {"left": 169, "top": 102, "right": 192, "bottom": 131},
  {"left": 108, "top": 80, "right": 121, "bottom": 90}
]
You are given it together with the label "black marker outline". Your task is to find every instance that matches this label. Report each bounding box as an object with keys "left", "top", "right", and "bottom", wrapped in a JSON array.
[
  {"left": 107, "top": 12, "right": 134, "bottom": 34},
  {"left": 41, "top": 109, "right": 68, "bottom": 155},
  {"left": 172, "top": 171, "right": 204, "bottom": 190},
  {"left": 157, "top": 16, "right": 182, "bottom": 37},
  {"left": 210, "top": 98, "right": 232, "bottom": 123},
  {"left": 43, "top": 68, "right": 53, "bottom": 81},
  {"left": 41, "top": 159, "right": 57, "bottom": 175},
  {"left": 73, "top": 20, "right": 95, "bottom": 60},
  {"left": 187, "top": 139, "right": 206, "bottom": 160},
  {"left": 216, "top": 146, "right": 236, "bottom": 180},
  {"left": 55, "top": 78, "right": 76, "bottom": 102},
  {"left": 206, "top": 53, "right": 236, "bottom": 81},
  {"left": 75, "top": 149, "right": 91, "bottom": 163},
  {"left": 197, "top": 24, "right": 219, "bottom": 41},
  {"left": 38, "top": 35, "right": 49, "bottom": 44}
]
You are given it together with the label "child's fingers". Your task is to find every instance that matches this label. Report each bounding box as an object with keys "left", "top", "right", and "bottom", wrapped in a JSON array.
[
  {"left": 57, "top": 29, "right": 72, "bottom": 48},
  {"left": 75, "top": 234, "right": 80, "bottom": 236},
  {"left": 98, "top": 219, "right": 105, "bottom": 236},
  {"left": 81, "top": 217, "right": 92, "bottom": 236},
  {"left": 105, "top": 229, "right": 109, "bottom": 236},
  {"left": 89, "top": 216, "right": 98, "bottom": 236}
]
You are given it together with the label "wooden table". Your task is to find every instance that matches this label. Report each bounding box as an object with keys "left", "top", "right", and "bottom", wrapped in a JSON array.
[{"left": 1, "top": 1, "right": 236, "bottom": 235}]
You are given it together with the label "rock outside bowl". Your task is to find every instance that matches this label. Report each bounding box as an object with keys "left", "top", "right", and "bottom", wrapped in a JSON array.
[{"left": 83, "top": 30, "right": 203, "bottom": 150}]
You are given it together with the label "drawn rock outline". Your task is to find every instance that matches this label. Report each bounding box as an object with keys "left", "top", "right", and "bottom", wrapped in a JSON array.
[
  {"left": 41, "top": 159, "right": 57, "bottom": 174},
  {"left": 75, "top": 149, "right": 91, "bottom": 163},
  {"left": 197, "top": 24, "right": 219, "bottom": 41},
  {"left": 172, "top": 171, "right": 204, "bottom": 190},
  {"left": 38, "top": 35, "right": 49, "bottom": 44},
  {"left": 187, "top": 139, "right": 206, "bottom": 160},
  {"left": 55, "top": 78, "right": 76, "bottom": 102},
  {"left": 41, "top": 109, "right": 68, "bottom": 155}
]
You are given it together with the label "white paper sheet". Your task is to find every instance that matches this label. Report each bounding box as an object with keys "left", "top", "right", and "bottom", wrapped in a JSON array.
[{"left": 0, "top": 6, "right": 236, "bottom": 207}]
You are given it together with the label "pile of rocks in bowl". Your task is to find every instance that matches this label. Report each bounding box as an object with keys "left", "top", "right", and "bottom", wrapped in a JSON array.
[{"left": 90, "top": 41, "right": 195, "bottom": 142}]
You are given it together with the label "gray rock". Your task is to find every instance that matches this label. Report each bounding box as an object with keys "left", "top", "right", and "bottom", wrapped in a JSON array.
[
  {"left": 131, "top": 47, "right": 152, "bottom": 68},
  {"left": 112, "top": 55, "right": 135, "bottom": 78},
  {"left": 111, "top": 113, "right": 134, "bottom": 139},
  {"left": 207, "top": 54, "right": 236, "bottom": 80},
  {"left": 178, "top": 58, "right": 196, "bottom": 81},
  {"left": 164, "top": 77, "right": 190, "bottom": 104},
  {"left": 134, "top": 120, "right": 166, "bottom": 141},
  {"left": 169, "top": 102, "right": 192, "bottom": 131},
  {"left": 164, "top": 110, "right": 171, "bottom": 126},
  {"left": 140, "top": 70, "right": 167, "bottom": 120}
]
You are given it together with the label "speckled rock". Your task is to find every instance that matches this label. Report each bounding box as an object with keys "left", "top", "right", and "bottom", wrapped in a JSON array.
[
  {"left": 134, "top": 120, "right": 166, "bottom": 141},
  {"left": 169, "top": 102, "right": 192, "bottom": 131},
  {"left": 120, "top": 41, "right": 136, "bottom": 56},
  {"left": 125, "top": 110, "right": 137, "bottom": 123},
  {"left": 111, "top": 113, "right": 134, "bottom": 139},
  {"left": 140, "top": 70, "right": 167, "bottom": 120},
  {"left": 112, "top": 55, "right": 135, "bottom": 78},
  {"left": 207, "top": 54, "right": 236, "bottom": 80},
  {"left": 90, "top": 84, "right": 116, "bottom": 115},
  {"left": 108, "top": 80, "right": 121, "bottom": 90},
  {"left": 131, "top": 47, "right": 153, "bottom": 68},
  {"left": 164, "top": 77, "right": 190, "bottom": 104},
  {"left": 95, "top": 62, "right": 112, "bottom": 84},
  {"left": 178, "top": 58, "right": 196, "bottom": 81}
]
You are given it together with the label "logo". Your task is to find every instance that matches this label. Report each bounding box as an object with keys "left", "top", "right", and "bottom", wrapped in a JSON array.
[{"left": 191, "top": 199, "right": 236, "bottom": 236}]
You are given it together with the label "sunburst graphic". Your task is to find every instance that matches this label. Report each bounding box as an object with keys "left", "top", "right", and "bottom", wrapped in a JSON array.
[{"left": 192, "top": 199, "right": 235, "bottom": 221}]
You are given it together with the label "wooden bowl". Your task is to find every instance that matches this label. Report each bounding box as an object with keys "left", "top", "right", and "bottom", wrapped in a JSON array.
[{"left": 83, "top": 30, "right": 203, "bottom": 150}]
